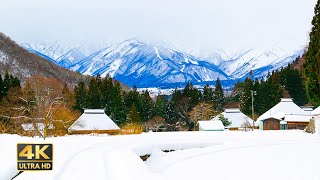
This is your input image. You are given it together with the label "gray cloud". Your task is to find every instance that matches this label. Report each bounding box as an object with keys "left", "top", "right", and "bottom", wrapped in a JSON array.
[{"left": 0, "top": 0, "right": 316, "bottom": 52}]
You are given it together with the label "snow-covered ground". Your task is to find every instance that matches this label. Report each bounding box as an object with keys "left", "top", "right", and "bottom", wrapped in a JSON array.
[{"left": 1, "top": 130, "right": 320, "bottom": 180}]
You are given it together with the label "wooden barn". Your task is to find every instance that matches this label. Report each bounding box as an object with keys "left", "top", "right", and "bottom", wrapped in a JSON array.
[
  {"left": 258, "top": 98, "right": 313, "bottom": 130},
  {"left": 68, "top": 109, "right": 120, "bottom": 134}
]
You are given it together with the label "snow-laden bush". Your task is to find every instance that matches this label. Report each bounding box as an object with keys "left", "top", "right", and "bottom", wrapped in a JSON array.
[{"left": 305, "top": 118, "right": 316, "bottom": 134}]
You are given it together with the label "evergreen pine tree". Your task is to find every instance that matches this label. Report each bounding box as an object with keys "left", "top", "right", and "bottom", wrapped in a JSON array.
[
  {"left": 267, "top": 72, "right": 282, "bottom": 108},
  {"left": 171, "top": 88, "right": 182, "bottom": 104},
  {"left": 183, "top": 82, "right": 193, "bottom": 97},
  {"left": 140, "top": 90, "right": 154, "bottom": 122},
  {"left": 182, "top": 82, "right": 201, "bottom": 106},
  {"left": 240, "top": 77, "right": 254, "bottom": 115},
  {"left": 109, "top": 82, "right": 127, "bottom": 126},
  {"left": 213, "top": 78, "right": 224, "bottom": 112},
  {"left": 100, "top": 76, "right": 114, "bottom": 115},
  {"left": 218, "top": 114, "right": 231, "bottom": 127},
  {"left": 10, "top": 75, "right": 20, "bottom": 88},
  {"left": 3, "top": 71, "right": 10, "bottom": 97},
  {"left": 0, "top": 72, "right": 21, "bottom": 101},
  {"left": 74, "top": 81, "right": 87, "bottom": 111},
  {"left": 303, "top": 0, "right": 320, "bottom": 106},
  {"left": 280, "top": 65, "right": 308, "bottom": 106},
  {"left": 127, "top": 104, "right": 142, "bottom": 124},
  {"left": 154, "top": 95, "right": 167, "bottom": 118},
  {"left": 203, "top": 83, "right": 214, "bottom": 102},
  {"left": 87, "top": 76, "right": 102, "bottom": 108},
  {"left": 124, "top": 85, "right": 141, "bottom": 112}
]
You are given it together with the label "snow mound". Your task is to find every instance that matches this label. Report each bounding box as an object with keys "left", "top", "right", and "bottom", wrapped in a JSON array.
[{"left": 1, "top": 131, "right": 320, "bottom": 180}]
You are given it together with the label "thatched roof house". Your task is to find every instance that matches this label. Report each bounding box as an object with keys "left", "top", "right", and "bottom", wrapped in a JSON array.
[
  {"left": 258, "top": 98, "right": 313, "bottom": 130},
  {"left": 68, "top": 109, "right": 120, "bottom": 134},
  {"left": 211, "top": 108, "right": 255, "bottom": 130}
]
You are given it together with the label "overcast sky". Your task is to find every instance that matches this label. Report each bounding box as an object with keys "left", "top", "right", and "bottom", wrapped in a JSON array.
[{"left": 0, "top": 0, "right": 317, "bottom": 53}]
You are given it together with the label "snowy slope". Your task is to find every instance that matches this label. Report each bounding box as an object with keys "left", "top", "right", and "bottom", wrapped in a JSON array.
[
  {"left": 21, "top": 42, "right": 101, "bottom": 68},
  {"left": 56, "top": 48, "right": 87, "bottom": 67},
  {"left": 1, "top": 131, "right": 320, "bottom": 180},
  {"left": 217, "top": 48, "right": 303, "bottom": 79},
  {"left": 21, "top": 42, "right": 69, "bottom": 62}
]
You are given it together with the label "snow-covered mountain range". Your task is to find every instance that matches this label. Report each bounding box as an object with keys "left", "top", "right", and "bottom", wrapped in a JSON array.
[{"left": 21, "top": 40, "right": 304, "bottom": 88}]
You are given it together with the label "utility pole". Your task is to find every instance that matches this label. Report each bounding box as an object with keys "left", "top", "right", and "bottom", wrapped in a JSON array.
[{"left": 250, "top": 90, "right": 257, "bottom": 129}]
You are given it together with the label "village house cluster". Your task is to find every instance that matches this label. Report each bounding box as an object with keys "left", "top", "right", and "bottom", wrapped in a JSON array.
[
  {"left": 20, "top": 98, "right": 320, "bottom": 136},
  {"left": 199, "top": 98, "right": 320, "bottom": 131}
]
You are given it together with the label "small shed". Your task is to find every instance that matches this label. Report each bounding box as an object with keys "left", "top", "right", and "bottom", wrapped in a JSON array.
[
  {"left": 198, "top": 120, "right": 224, "bottom": 131},
  {"left": 68, "top": 109, "right": 120, "bottom": 134}
]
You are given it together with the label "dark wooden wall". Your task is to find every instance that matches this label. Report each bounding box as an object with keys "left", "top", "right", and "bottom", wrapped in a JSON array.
[
  {"left": 263, "top": 118, "right": 280, "bottom": 130},
  {"left": 287, "top": 122, "right": 309, "bottom": 130}
]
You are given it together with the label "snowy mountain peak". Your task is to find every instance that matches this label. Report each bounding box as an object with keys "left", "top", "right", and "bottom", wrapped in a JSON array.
[{"left": 21, "top": 40, "right": 304, "bottom": 88}]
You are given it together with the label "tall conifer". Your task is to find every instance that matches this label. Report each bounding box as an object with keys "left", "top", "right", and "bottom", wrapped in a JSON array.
[{"left": 303, "top": 0, "right": 320, "bottom": 106}]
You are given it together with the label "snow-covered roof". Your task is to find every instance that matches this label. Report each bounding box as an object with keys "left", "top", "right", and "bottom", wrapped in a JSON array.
[
  {"left": 211, "top": 108, "right": 255, "bottom": 128},
  {"left": 258, "top": 98, "right": 308, "bottom": 121},
  {"left": 68, "top": 109, "right": 120, "bottom": 131},
  {"left": 284, "top": 114, "right": 313, "bottom": 122},
  {"left": 198, "top": 120, "right": 224, "bottom": 131},
  {"left": 312, "top": 106, "right": 320, "bottom": 115}
]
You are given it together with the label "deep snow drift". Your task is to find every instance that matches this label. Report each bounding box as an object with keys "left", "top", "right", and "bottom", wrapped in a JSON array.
[{"left": 1, "top": 131, "right": 320, "bottom": 180}]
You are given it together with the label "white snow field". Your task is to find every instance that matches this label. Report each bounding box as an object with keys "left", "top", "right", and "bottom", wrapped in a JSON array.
[{"left": 1, "top": 130, "right": 320, "bottom": 180}]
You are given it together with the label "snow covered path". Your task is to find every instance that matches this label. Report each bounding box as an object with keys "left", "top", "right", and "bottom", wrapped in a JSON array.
[{"left": 1, "top": 131, "right": 320, "bottom": 180}]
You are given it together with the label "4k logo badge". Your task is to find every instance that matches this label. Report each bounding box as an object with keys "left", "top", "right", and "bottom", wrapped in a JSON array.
[{"left": 17, "top": 144, "right": 53, "bottom": 171}]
